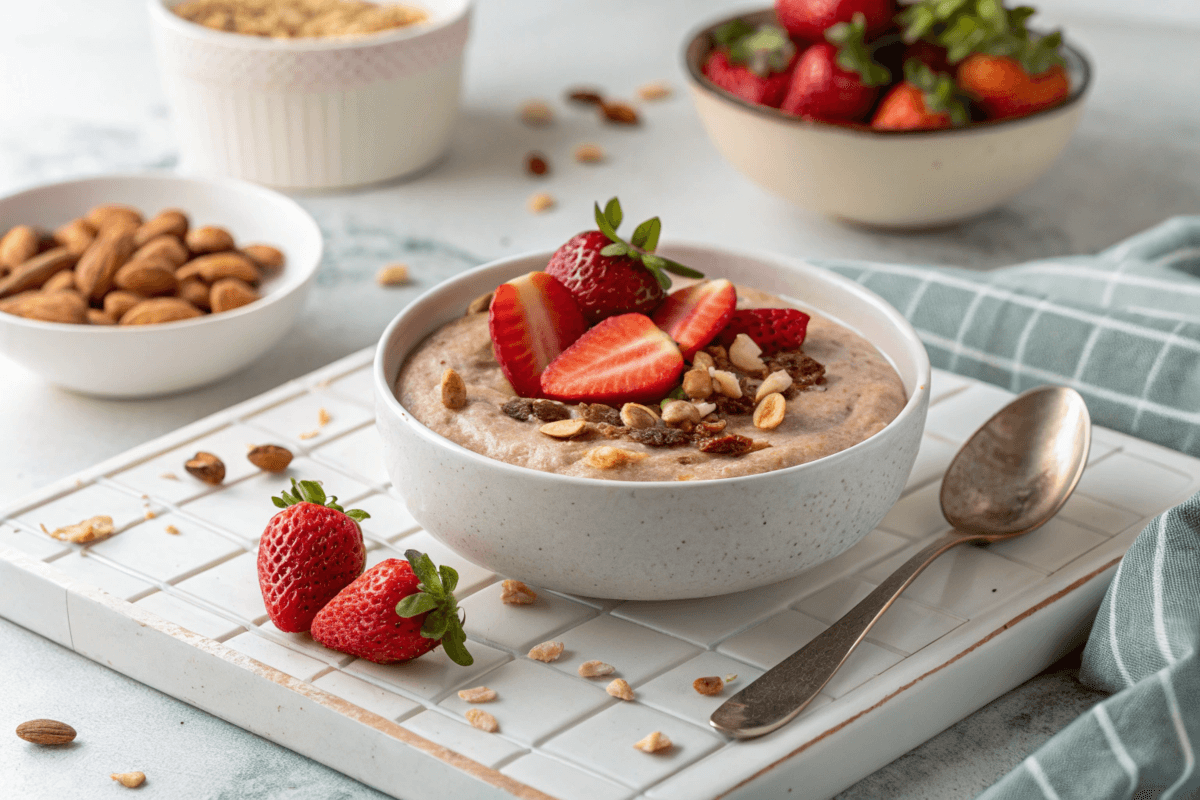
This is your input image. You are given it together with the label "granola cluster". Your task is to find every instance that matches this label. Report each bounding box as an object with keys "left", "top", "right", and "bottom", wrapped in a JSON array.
[{"left": 173, "top": 0, "right": 426, "bottom": 39}]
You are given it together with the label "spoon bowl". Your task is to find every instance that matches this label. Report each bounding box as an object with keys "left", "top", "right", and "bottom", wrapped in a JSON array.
[{"left": 711, "top": 385, "right": 1091, "bottom": 739}]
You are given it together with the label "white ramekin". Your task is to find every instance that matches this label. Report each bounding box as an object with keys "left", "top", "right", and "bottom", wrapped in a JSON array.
[
  {"left": 147, "top": 0, "right": 472, "bottom": 190},
  {"left": 0, "top": 173, "right": 322, "bottom": 398},
  {"left": 374, "top": 244, "right": 931, "bottom": 601}
]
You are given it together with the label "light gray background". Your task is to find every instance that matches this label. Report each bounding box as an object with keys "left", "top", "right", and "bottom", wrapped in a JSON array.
[{"left": 2, "top": 0, "right": 1198, "bottom": 797}]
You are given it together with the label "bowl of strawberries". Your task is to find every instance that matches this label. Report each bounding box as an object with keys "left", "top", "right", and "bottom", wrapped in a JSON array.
[{"left": 685, "top": 0, "right": 1092, "bottom": 228}]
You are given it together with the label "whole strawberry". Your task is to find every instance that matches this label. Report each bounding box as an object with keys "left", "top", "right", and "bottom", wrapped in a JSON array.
[
  {"left": 776, "top": 0, "right": 896, "bottom": 43},
  {"left": 258, "top": 479, "right": 369, "bottom": 633},
  {"left": 781, "top": 13, "right": 891, "bottom": 122},
  {"left": 702, "top": 20, "right": 798, "bottom": 108},
  {"left": 310, "top": 551, "right": 473, "bottom": 666},
  {"left": 545, "top": 198, "right": 703, "bottom": 324}
]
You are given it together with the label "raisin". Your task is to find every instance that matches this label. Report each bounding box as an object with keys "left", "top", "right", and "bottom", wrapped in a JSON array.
[
  {"left": 501, "top": 398, "right": 535, "bottom": 421},
  {"left": 768, "top": 350, "right": 825, "bottom": 391},
  {"left": 629, "top": 427, "right": 690, "bottom": 447},
  {"left": 699, "top": 434, "right": 754, "bottom": 456},
  {"left": 578, "top": 403, "right": 623, "bottom": 426},
  {"left": 530, "top": 399, "right": 570, "bottom": 422},
  {"left": 713, "top": 393, "right": 755, "bottom": 416}
]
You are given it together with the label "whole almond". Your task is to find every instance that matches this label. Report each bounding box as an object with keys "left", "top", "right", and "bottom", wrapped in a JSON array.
[
  {"left": 115, "top": 260, "right": 178, "bottom": 296},
  {"left": 16, "top": 719, "right": 77, "bottom": 745},
  {"left": 76, "top": 228, "right": 135, "bottom": 303},
  {"left": 247, "top": 444, "right": 293, "bottom": 472},
  {"left": 119, "top": 297, "right": 203, "bottom": 325},
  {"left": 53, "top": 218, "right": 97, "bottom": 256},
  {"left": 185, "top": 452, "right": 225, "bottom": 485},
  {"left": 210, "top": 277, "right": 259, "bottom": 313},
  {"left": 86, "top": 204, "right": 142, "bottom": 232},
  {"left": 1, "top": 289, "right": 86, "bottom": 324},
  {"left": 86, "top": 308, "right": 116, "bottom": 325},
  {"left": 0, "top": 225, "right": 40, "bottom": 269},
  {"left": 601, "top": 101, "right": 639, "bottom": 125},
  {"left": 133, "top": 234, "right": 189, "bottom": 267},
  {"left": 0, "top": 247, "right": 77, "bottom": 298},
  {"left": 42, "top": 269, "right": 76, "bottom": 293},
  {"left": 104, "top": 290, "right": 144, "bottom": 320},
  {"left": 178, "top": 252, "right": 260, "bottom": 285},
  {"left": 176, "top": 278, "right": 211, "bottom": 311},
  {"left": 185, "top": 225, "right": 235, "bottom": 254},
  {"left": 242, "top": 244, "right": 284, "bottom": 273},
  {"left": 133, "top": 209, "right": 188, "bottom": 248}
]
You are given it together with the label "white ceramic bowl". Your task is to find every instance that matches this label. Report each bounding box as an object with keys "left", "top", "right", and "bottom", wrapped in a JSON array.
[
  {"left": 148, "top": 0, "right": 472, "bottom": 190},
  {"left": 684, "top": 9, "right": 1092, "bottom": 228},
  {"left": 0, "top": 173, "right": 322, "bottom": 398},
  {"left": 374, "top": 244, "right": 931, "bottom": 600}
]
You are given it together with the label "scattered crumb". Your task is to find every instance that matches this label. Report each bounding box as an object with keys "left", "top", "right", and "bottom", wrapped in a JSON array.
[
  {"left": 578, "top": 660, "right": 616, "bottom": 678},
  {"left": 634, "top": 731, "right": 672, "bottom": 753},
  {"left": 376, "top": 263, "right": 409, "bottom": 286},
  {"left": 318, "top": 407, "right": 331, "bottom": 427},
  {"left": 601, "top": 101, "right": 639, "bottom": 125},
  {"left": 164, "top": 525, "right": 181, "bottom": 535},
  {"left": 607, "top": 678, "right": 634, "bottom": 701},
  {"left": 110, "top": 771, "right": 146, "bottom": 788},
  {"left": 143, "top": 509, "right": 157, "bottom": 520},
  {"left": 316, "top": 378, "right": 332, "bottom": 388},
  {"left": 528, "top": 192, "right": 555, "bottom": 214},
  {"left": 566, "top": 87, "right": 605, "bottom": 105},
  {"left": 500, "top": 579, "right": 537, "bottom": 605},
  {"left": 457, "top": 686, "right": 497, "bottom": 703},
  {"left": 465, "top": 708, "right": 499, "bottom": 733},
  {"left": 41, "top": 515, "right": 115, "bottom": 544},
  {"left": 574, "top": 143, "right": 605, "bottom": 164},
  {"left": 693, "top": 676, "right": 724, "bottom": 695},
  {"left": 519, "top": 99, "right": 553, "bottom": 126},
  {"left": 528, "top": 640, "right": 564, "bottom": 662},
  {"left": 298, "top": 430, "right": 320, "bottom": 440},
  {"left": 160, "top": 472, "right": 180, "bottom": 481},
  {"left": 637, "top": 81, "right": 672, "bottom": 101},
  {"left": 725, "top": 673, "right": 738, "bottom": 684},
  {"left": 525, "top": 152, "right": 549, "bottom": 176}
]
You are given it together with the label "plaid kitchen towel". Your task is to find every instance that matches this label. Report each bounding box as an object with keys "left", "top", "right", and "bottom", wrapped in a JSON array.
[{"left": 817, "top": 217, "right": 1200, "bottom": 799}]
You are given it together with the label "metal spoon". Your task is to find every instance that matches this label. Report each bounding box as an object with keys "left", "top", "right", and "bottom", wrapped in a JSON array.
[{"left": 710, "top": 385, "right": 1091, "bottom": 739}]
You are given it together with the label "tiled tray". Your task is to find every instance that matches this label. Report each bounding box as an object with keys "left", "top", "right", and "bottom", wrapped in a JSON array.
[{"left": 3, "top": 349, "right": 1199, "bottom": 800}]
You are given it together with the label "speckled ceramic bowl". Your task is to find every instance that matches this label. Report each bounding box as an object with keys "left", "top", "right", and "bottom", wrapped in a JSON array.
[
  {"left": 374, "top": 244, "right": 930, "bottom": 600},
  {"left": 684, "top": 9, "right": 1092, "bottom": 228}
]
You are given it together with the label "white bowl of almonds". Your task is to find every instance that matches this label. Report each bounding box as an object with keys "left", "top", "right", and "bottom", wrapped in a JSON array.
[{"left": 0, "top": 173, "right": 321, "bottom": 397}]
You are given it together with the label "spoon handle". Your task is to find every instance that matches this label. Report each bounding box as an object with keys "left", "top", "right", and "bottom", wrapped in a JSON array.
[{"left": 710, "top": 532, "right": 966, "bottom": 739}]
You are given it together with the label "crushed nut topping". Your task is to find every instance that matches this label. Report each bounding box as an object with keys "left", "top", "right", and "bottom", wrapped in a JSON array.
[
  {"left": 457, "top": 686, "right": 497, "bottom": 703},
  {"left": 465, "top": 708, "right": 499, "bottom": 733},
  {"left": 634, "top": 731, "right": 672, "bottom": 753},
  {"left": 607, "top": 678, "right": 635, "bottom": 701},
  {"left": 693, "top": 676, "right": 724, "bottom": 695},
  {"left": 755, "top": 370, "right": 793, "bottom": 402},
  {"left": 682, "top": 368, "right": 713, "bottom": 400},
  {"left": 583, "top": 446, "right": 648, "bottom": 469},
  {"left": 540, "top": 419, "right": 588, "bottom": 439},
  {"left": 753, "top": 393, "right": 786, "bottom": 430},
  {"left": 578, "top": 403, "right": 622, "bottom": 426},
  {"left": 729, "top": 333, "right": 767, "bottom": 375},
  {"left": 595, "top": 423, "right": 627, "bottom": 440},
  {"left": 661, "top": 400, "right": 701, "bottom": 429},
  {"left": 578, "top": 660, "right": 616, "bottom": 678},
  {"left": 692, "top": 350, "right": 715, "bottom": 371},
  {"left": 500, "top": 579, "right": 537, "bottom": 605},
  {"left": 619, "top": 402, "right": 659, "bottom": 429},
  {"left": 41, "top": 515, "right": 115, "bottom": 544},
  {"left": 528, "top": 640, "right": 564, "bottom": 662},
  {"left": 440, "top": 368, "right": 467, "bottom": 410},
  {"left": 699, "top": 434, "right": 754, "bottom": 456}
]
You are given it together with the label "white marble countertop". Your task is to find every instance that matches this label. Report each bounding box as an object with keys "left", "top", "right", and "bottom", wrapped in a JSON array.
[{"left": 3, "top": 0, "right": 1198, "bottom": 797}]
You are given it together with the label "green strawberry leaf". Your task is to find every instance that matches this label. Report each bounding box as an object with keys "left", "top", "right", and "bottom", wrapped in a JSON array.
[
  {"left": 904, "top": 59, "right": 970, "bottom": 125},
  {"left": 729, "top": 24, "right": 796, "bottom": 77},
  {"left": 588, "top": 198, "right": 702, "bottom": 290},
  {"left": 828, "top": 13, "right": 891, "bottom": 87},
  {"left": 405, "top": 549, "right": 443, "bottom": 596},
  {"left": 441, "top": 622, "right": 474, "bottom": 667},
  {"left": 603, "top": 197, "right": 623, "bottom": 231},
  {"left": 600, "top": 242, "right": 630, "bottom": 257},
  {"left": 271, "top": 478, "right": 368, "bottom": 520},
  {"left": 421, "top": 607, "right": 452, "bottom": 640},
  {"left": 271, "top": 496, "right": 289, "bottom": 509},
  {"left": 344, "top": 509, "right": 370, "bottom": 522},
  {"left": 661, "top": 258, "right": 705, "bottom": 279},
  {"left": 593, "top": 202, "right": 621, "bottom": 244},
  {"left": 713, "top": 18, "right": 754, "bottom": 48},
  {"left": 395, "top": 592, "right": 439, "bottom": 618},
  {"left": 631, "top": 217, "right": 662, "bottom": 252},
  {"left": 439, "top": 564, "right": 459, "bottom": 594}
]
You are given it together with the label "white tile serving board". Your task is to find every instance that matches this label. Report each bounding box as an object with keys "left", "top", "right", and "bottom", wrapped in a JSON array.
[{"left": 3, "top": 349, "right": 1198, "bottom": 800}]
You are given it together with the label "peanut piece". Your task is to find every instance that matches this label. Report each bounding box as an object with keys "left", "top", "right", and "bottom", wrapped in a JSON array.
[
  {"left": 376, "top": 263, "right": 409, "bottom": 286},
  {"left": 634, "top": 731, "right": 672, "bottom": 753},
  {"left": 539, "top": 419, "right": 588, "bottom": 439},
  {"left": 578, "top": 660, "right": 615, "bottom": 678},
  {"left": 637, "top": 81, "right": 672, "bottom": 101},
  {"left": 500, "top": 579, "right": 537, "bottom": 605},
  {"left": 753, "top": 393, "right": 786, "bottom": 430},
  {"left": 692, "top": 351, "right": 715, "bottom": 371},
  {"left": 528, "top": 192, "right": 555, "bottom": 214},
  {"left": 111, "top": 772, "right": 146, "bottom": 788},
  {"left": 606, "top": 679, "right": 635, "bottom": 701},
  {"left": 682, "top": 368, "right": 712, "bottom": 400},
  {"left": 465, "top": 708, "right": 498, "bottom": 733},
  {"left": 583, "top": 446, "right": 648, "bottom": 470},
  {"left": 710, "top": 369, "right": 742, "bottom": 398},
  {"left": 620, "top": 403, "right": 659, "bottom": 429},
  {"left": 755, "top": 370, "right": 793, "bottom": 402},
  {"left": 574, "top": 143, "right": 605, "bottom": 164},
  {"left": 457, "top": 686, "right": 497, "bottom": 703},
  {"left": 661, "top": 400, "right": 700, "bottom": 428},
  {"left": 519, "top": 99, "right": 553, "bottom": 126},
  {"left": 528, "top": 640, "right": 564, "bottom": 662},
  {"left": 729, "top": 333, "right": 766, "bottom": 374}
]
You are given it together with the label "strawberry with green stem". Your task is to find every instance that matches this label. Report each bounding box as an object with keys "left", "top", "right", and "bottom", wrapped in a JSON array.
[
  {"left": 702, "top": 20, "right": 799, "bottom": 108},
  {"left": 872, "top": 60, "right": 969, "bottom": 130},
  {"left": 781, "top": 12, "right": 892, "bottom": 122},
  {"left": 776, "top": 0, "right": 896, "bottom": 43},
  {"left": 311, "top": 550, "right": 473, "bottom": 666}
]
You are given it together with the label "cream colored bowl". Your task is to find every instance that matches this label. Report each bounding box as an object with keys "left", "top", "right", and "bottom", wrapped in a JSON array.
[
  {"left": 375, "top": 243, "right": 931, "bottom": 600},
  {"left": 684, "top": 10, "right": 1092, "bottom": 228}
]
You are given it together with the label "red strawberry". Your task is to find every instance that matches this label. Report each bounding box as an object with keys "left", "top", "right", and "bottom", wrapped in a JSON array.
[
  {"left": 540, "top": 313, "right": 684, "bottom": 405},
  {"left": 258, "top": 479, "right": 369, "bottom": 634},
  {"left": 717, "top": 308, "right": 811, "bottom": 354},
  {"left": 956, "top": 54, "right": 1068, "bottom": 120},
  {"left": 544, "top": 198, "right": 704, "bottom": 324},
  {"left": 310, "top": 551, "right": 472, "bottom": 666},
  {"left": 780, "top": 14, "right": 891, "bottom": 122},
  {"left": 651, "top": 279, "right": 737, "bottom": 361},
  {"left": 872, "top": 60, "right": 967, "bottom": 131},
  {"left": 775, "top": 0, "right": 895, "bottom": 43},
  {"left": 702, "top": 21, "right": 799, "bottom": 108},
  {"left": 489, "top": 271, "right": 587, "bottom": 398}
]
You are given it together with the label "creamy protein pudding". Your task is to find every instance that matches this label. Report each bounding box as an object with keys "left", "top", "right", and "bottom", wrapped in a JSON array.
[{"left": 394, "top": 198, "right": 906, "bottom": 482}]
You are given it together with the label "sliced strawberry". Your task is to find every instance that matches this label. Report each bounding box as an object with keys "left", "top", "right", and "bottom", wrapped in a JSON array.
[
  {"left": 716, "top": 308, "right": 811, "bottom": 354},
  {"left": 651, "top": 279, "right": 737, "bottom": 361},
  {"left": 541, "top": 313, "right": 684, "bottom": 405},
  {"left": 488, "top": 271, "right": 588, "bottom": 398}
]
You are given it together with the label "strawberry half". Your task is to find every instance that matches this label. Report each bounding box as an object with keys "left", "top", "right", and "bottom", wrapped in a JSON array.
[
  {"left": 716, "top": 308, "right": 811, "bottom": 354},
  {"left": 651, "top": 279, "right": 737, "bottom": 361},
  {"left": 489, "top": 271, "right": 588, "bottom": 398},
  {"left": 258, "top": 479, "right": 369, "bottom": 633},
  {"left": 311, "top": 551, "right": 473, "bottom": 666},
  {"left": 540, "top": 313, "right": 684, "bottom": 405}
]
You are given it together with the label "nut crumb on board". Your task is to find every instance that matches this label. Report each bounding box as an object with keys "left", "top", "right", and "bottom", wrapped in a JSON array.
[
  {"left": 578, "top": 660, "right": 615, "bottom": 678},
  {"left": 164, "top": 525, "right": 181, "bottom": 535},
  {"left": 110, "top": 771, "right": 146, "bottom": 788},
  {"left": 317, "top": 407, "right": 332, "bottom": 427},
  {"left": 298, "top": 430, "right": 320, "bottom": 440},
  {"left": 160, "top": 472, "right": 179, "bottom": 481},
  {"left": 634, "top": 731, "right": 672, "bottom": 753},
  {"left": 376, "top": 263, "right": 409, "bottom": 286},
  {"left": 574, "top": 143, "right": 605, "bottom": 164},
  {"left": 143, "top": 509, "right": 156, "bottom": 520},
  {"left": 457, "top": 686, "right": 497, "bottom": 703},
  {"left": 637, "top": 81, "right": 672, "bottom": 101},
  {"left": 693, "top": 676, "right": 724, "bottom": 695},
  {"left": 527, "top": 640, "right": 564, "bottom": 662},
  {"left": 465, "top": 708, "right": 498, "bottom": 733},
  {"left": 500, "top": 579, "right": 537, "bottom": 605},
  {"left": 606, "top": 679, "right": 635, "bottom": 701},
  {"left": 41, "top": 515, "right": 115, "bottom": 544},
  {"left": 528, "top": 193, "right": 555, "bottom": 214},
  {"left": 519, "top": 100, "right": 553, "bottom": 127}
]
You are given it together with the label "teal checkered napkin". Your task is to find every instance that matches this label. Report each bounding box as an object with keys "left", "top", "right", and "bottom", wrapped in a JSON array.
[{"left": 813, "top": 217, "right": 1200, "bottom": 799}]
